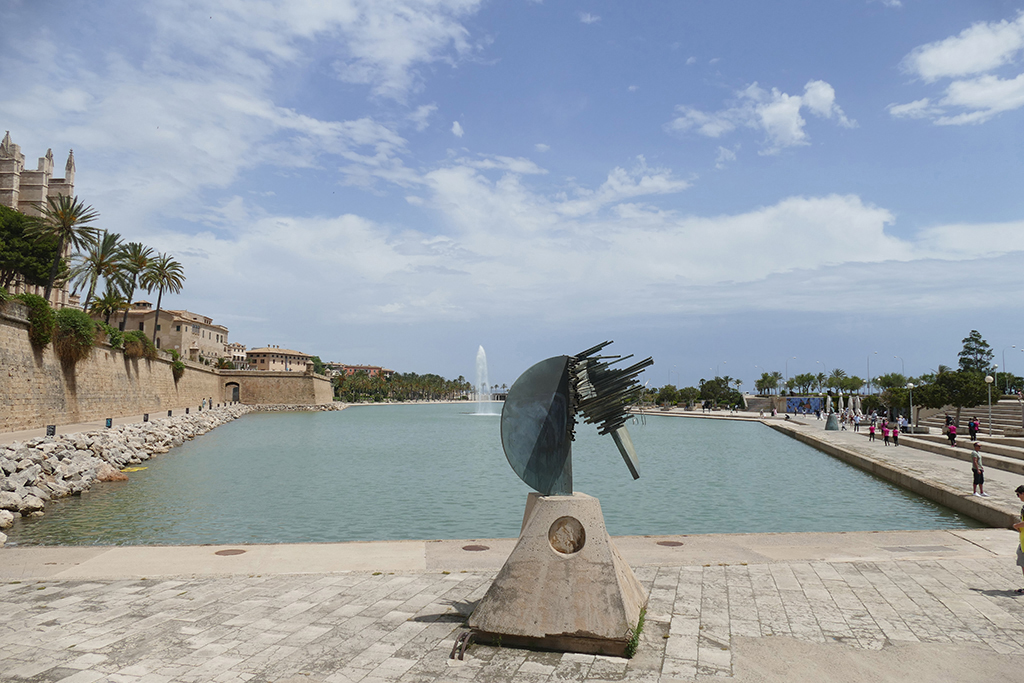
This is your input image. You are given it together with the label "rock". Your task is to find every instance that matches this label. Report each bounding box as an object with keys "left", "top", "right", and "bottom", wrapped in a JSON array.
[
  {"left": 0, "top": 531, "right": 6, "bottom": 547},
  {"left": 0, "top": 509, "right": 13, "bottom": 528},
  {"left": 96, "top": 463, "right": 128, "bottom": 482},
  {"left": 0, "top": 490, "right": 22, "bottom": 511},
  {"left": 16, "top": 458, "right": 34, "bottom": 471},
  {"left": 0, "top": 457, "right": 16, "bottom": 475},
  {"left": 24, "top": 486, "right": 49, "bottom": 502}
]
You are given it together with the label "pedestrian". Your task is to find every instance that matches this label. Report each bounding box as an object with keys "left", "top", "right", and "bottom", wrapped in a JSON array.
[
  {"left": 882, "top": 423, "right": 890, "bottom": 446},
  {"left": 1012, "top": 485, "right": 1024, "bottom": 594},
  {"left": 893, "top": 424, "right": 900, "bottom": 446},
  {"left": 947, "top": 422, "right": 957, "bottom": 447},
  {"left": 854, "top": 414, "right": 861, "bottom": 432},
  {"left": 868, "top": 423, "right": 876, "bottom": 441},
  {"left": 972, "top": 443, "right": 989, "bottom": 497},
  {"left": 969, "top": 417, "right": 978, "bottom": 442}
]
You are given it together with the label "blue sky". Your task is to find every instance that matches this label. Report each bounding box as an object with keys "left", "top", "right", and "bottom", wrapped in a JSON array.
[{"left": 2, "top": 1, "right": 1023, "bottom": 388}]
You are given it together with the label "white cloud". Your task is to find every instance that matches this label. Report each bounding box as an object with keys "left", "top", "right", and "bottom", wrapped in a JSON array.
[
  {"left": 451, "top": 121, "right": 464, "bottom": 137},
  {"left": 408, "top": 103, "right": 437, "bottom": 131},
  {"left": 667, "top": 80, "right": 855, "bottom": 154},
  {"left": 535, "top": 143, "right": 550, "bottom": 152},
  {"left": 715, "top": 145, "right": 737, "bottom": 169},
  {"left": 453, "top": 154, "right": 547, "bottom": 174},
  {"left": 628, "top": 85, "right": 639, "bottom": 92},
  {"left": 686, "top": 56, "right": 697, "bottom": 66},
  {"left": 903, "top": 13, "right": 1024, "bottom": 82},
  {"left": 892, "top": 12, "right": 1024, "bottom": 125},
  {"left": 579, "top": 13, "right": 601, "bottom": 24}
]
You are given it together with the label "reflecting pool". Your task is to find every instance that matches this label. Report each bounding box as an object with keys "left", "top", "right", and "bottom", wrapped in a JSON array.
[{"left": 3, "top": 404, "right": 981, "bottom": 545}]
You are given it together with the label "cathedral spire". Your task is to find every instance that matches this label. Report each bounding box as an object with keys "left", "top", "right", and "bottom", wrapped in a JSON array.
[{"left": 0, "top": 131, "right": 13, "bottom": 159}]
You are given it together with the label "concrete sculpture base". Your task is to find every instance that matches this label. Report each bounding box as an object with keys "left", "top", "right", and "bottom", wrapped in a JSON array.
[{"left": 468, "top": 492, "right": 648, "bottom": 656}]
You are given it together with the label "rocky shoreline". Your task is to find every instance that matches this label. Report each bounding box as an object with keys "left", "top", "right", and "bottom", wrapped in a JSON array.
[{"left": 0, "top": 403, "right": 345, "bottom": 545}]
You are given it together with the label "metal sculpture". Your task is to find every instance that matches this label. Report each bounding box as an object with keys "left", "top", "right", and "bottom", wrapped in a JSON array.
[{"left": 499, "top": 341, "right": 653, "bottom": 495}]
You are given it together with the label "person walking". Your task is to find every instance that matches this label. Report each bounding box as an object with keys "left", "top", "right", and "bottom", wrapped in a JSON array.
[
  {"left": 969, "top": 417, "right": 978, "bottom": 442},
  {"left": 893, "top": 423, "right": 900, "bottom": 447},
  {"left": 854, "top": 414, "right": 861, "bottom": 432},
  {"left": 868, "top": 423, "right": 876, "bottom": 442},
  {"left": 972, "top": 442, "right": 989, "bottom": 497},
  {"left": 882, "top": 423, "right": 890, "bottom": 446},
  {"left": 1013, "top": 485, "right": 1024, "bottom": 594},
  {"left": 947, "top": 421, "right": 957, "bottom": 447}
]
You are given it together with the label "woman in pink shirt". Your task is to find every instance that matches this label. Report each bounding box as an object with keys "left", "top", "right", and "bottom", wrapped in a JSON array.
[{"left": 882, "top": 424, "right": 890, "bottom": 446}]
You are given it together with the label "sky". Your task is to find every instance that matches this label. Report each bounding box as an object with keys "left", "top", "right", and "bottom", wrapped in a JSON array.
[{"left": 2, "top": 0, "right": 1023, "bottom": 390}]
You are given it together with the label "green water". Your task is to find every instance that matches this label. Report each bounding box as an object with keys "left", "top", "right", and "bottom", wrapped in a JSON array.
[{"left": 3, "top": 405, "right": 980, "bottom": 545}]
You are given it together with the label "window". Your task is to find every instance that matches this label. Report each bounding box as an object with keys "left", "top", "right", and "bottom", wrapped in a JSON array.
[
  {"left": 156, "top": 324, "right": 161, "bottom": 331},
  {"left": 156, "top": 338, "right": 161, "bottom": 348},
  {"left": 138, "top": 323, "right": 144, "bottom": 331},
  {"left": 176, "top": 325, "right": 181, "bottom": 332}
]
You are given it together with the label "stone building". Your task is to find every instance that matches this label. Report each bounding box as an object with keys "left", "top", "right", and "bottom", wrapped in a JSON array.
[
  {"left": 323, "top": 363, "right": 395, "bottom": 379},
  {"left": 0, "top": 131, "right": 78, "bottom": 308},
  {"left": 116, "top": 301, "right": 229, "bottom": 362},
  {"left": 246, "top": 346, "right": 312, "bottom": 372}
]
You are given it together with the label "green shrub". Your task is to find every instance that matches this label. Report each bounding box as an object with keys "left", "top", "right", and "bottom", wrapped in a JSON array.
[
  {"left": 123, "top": 330, "right": 158, "bottom": 360},
  {"left": 13, "top": 293, "right": 54, "bottom": 348},
  {"left": 95, "top": 321, "right": 124, "bottom": 349},
  {"left": 53, "top": 308, "right": 96, "bottom": 364},
  {"left": 168, "top": 349, "right": 181, "bottom": 361},
  {"left": 171, "top": 358, "right": 186, "bottom": 381},
  {"left": 0, "top": 287, "right": 9, "bottom": 303}
]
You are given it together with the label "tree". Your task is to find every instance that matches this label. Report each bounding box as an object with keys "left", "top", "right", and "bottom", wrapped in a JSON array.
[
  {"left": 140, "top": 253, "right": 185, "bottom": 348},
  {"left": 958, "top": 330, "right": 994, "bottom": 373},
  {"left": 792, "top": 372, "right": 816, "bottom": 394},
  {"left": 89, "top": 286, "right": 128, "bottom": 325},
  {"left": 875, "top": 372, "right": 907, "bottom": 391},
  {"left": 117, "top": 242, "right": 153, "bottom": 330},
  {"left": 657, "top": 384, "right": 678, "bottom": 405},
  {"left": 69, "top": 230, "right": 123, "bottom": 310},
  {"left": 678, "top": 386, "right": 700, "bottom": 407},
  {"left": 770, "top": 371, "right": 783, "bottom": 394},
  {"left": 309, "top": 355, "right": 325, "bottom": 375},
  {"left": 24, "top": 195, "right": 100, "bottom": 301},
  {"left": 0, "top": 205, "right": 66, "bottom": 291},
  {"left": 814, "top": 372, "right": 826, "bottom": 392},
  {"left": 937, "top": 370, "right": 988, "bottom": 426}
]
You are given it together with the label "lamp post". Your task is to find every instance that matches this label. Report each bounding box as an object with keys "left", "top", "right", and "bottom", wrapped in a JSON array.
[
  {"left": 985, "top": 374, "right": 994, "bottom": 436},
  {"left": 1003, "top": 346, "right": 1016, "bottom": 393},
  {"left": 868, "top": 351, "right": 877, "bottom": 394},
  {"left": 785, "top": 356, "right": 796, "bottom": 382},
  {"left": 906, "top": 383, "right": 914, "bottom": 428},
  {"left": 894, "top": 355, "right": 904, "bottom": 377}
]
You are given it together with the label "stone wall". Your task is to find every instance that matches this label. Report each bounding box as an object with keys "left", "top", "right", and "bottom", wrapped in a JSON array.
[
  {"left": 0, "top": 303, "right": 333, "bottom": 432},
  {"left": 1, "top": 302, "right": 224, "bottom": 432},
  {"left": 218, "top": 370, "right": 333, "bottom": 406}
]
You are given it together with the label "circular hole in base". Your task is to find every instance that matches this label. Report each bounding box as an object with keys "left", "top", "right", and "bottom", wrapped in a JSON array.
[
  {"left": 214, "top": 549, "right": 246, "bottom": 556},
  {"left": 657, "top": 541, "right": 684, "bottom": 547},
  {"left": 548, "top": 516, "right": 586, "bottom": 554},
  {"left": 462, "top": 545, "right": 490, "bottom": 552}
]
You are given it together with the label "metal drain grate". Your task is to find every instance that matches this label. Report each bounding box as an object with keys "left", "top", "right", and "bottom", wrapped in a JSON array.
[
  {"left": 214, "top": 549, "right": 247, "bottom": 556},
  {"left": 657, "top": 541, "right": 684, "bottom": 547},
  {"left": 462, "top": 545, "right": 490, "bottom": 551}
]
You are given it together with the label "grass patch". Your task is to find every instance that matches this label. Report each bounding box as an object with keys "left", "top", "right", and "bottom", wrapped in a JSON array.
[{"left": 624, "top": 606, "right": 646, "bottom": 658}]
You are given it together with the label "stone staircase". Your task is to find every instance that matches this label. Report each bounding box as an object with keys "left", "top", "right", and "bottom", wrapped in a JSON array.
[{"left": 917, "top": 399, "right": 1024, "bottom": 437}]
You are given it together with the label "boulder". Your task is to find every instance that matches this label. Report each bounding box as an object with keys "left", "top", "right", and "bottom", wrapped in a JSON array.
[
  {"left": 16, "top": 458, "right": 34, "bottom": 471},
  {"left": 0, "top": 509, "right": 13, "bottom": 528},
  {"left": 96, "top": 463, "right": 128, "bottom": 482},
  {"left": 0, "top": 490, "right": 22, "bottom": 511},
  {"left": 0, "top": 531, "right": 6, "bottom": 547},
  {"left": 0, "top": 457, "right": 16, "bottom": 475}
]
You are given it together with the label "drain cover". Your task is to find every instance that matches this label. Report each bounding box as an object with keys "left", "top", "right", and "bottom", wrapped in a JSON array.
[
  {"left": 657, "top": 541, "right": 684, "bottom": 547},
  {"left": 214, "top": 549, "right": 246, "bottom": 556},
  {"left": 462, "top": 545, "right": 490, "bottom": 551}
]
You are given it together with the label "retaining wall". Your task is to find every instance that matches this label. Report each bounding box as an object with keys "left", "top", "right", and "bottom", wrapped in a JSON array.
[{"left": 1, "top": 302, "right": 333, "bottom": 432}]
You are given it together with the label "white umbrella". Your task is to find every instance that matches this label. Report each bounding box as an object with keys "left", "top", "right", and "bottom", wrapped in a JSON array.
[
  {"left": 826, "top": 395, "right": 833, "bottom": 413},
  {"left": 838, "top": 394, "right": 845, "bottom": 411}
]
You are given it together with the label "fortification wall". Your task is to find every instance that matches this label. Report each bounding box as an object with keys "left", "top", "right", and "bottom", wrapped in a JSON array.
[
  {"left": 1, "top": 303, "right": 231, "bottom": 432},
  {"left": 218, "top": 370, "right": 333, "bottom": 406}
]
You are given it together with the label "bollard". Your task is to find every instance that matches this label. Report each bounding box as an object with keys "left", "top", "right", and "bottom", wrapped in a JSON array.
[
  {"left": 186, "top": 407, "right": 189, "bottom": 414},
  {"left": 46, "top": 425, "right": 56, "bottom": 436},
  {"left": 143, "top": 413, "right": 149, "bottom": 422},
  {"left": 168, "top": 410, "right": 172, "bottom": 417},
  {"left": 105, "top": 418, "right": 112, "bottom": 428}
]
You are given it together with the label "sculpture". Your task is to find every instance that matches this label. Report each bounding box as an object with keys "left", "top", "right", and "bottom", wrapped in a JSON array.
[{"left": 468, "top": 342, "right": 653, "bottom": 656}]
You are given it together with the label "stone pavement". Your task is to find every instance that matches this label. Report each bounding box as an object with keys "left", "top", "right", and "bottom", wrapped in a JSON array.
[{"left": 3, "top": 528, "right": 1024, "bottom": 682}]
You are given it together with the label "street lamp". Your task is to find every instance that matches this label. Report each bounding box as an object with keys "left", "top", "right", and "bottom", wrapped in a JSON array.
[
  {"left": 894, "top": 355, "right": 905, "bottom": 377},
  {"left": 868, "top": 351, "right": 877, "bottom": 394},
  {"left": 985, "top": 374, "right": 994, "bottom": 436},
  {"left": 1003, "top": 346, "right": 1016, "bottom": 393},
  {"left": 785, "top": 356, "right": 796, "bottom": 382},
  {"left": 906, "top": 383, "right": 914, "bottom": 428}
]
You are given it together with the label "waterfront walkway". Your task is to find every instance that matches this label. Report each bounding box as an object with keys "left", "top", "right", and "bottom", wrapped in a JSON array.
[
  {"left": 4, "top": 411, "right": 1024, "bottom": 681},
  {"left": 2, "top": 529, "right": 1024, "bottom": 682}
]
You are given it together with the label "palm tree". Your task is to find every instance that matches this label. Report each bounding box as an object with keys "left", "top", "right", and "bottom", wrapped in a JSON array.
[
  {"left": 770, "top": 371, "right": 783, "bottom": 395},
  {"left": 140, "top": 253, "right": 185, "bottom": 348},
  {"left": 68, "top": 230, "right": 123, "bottom": 310},
  {"left": 118, "top": 242, "right": 153, "bottom": 331},
  {"left": 89, "top": 286, "right": 129, "bottom": 325},
  {"left": 25, "top": 195, "right": 100, "bottom": 301}
]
